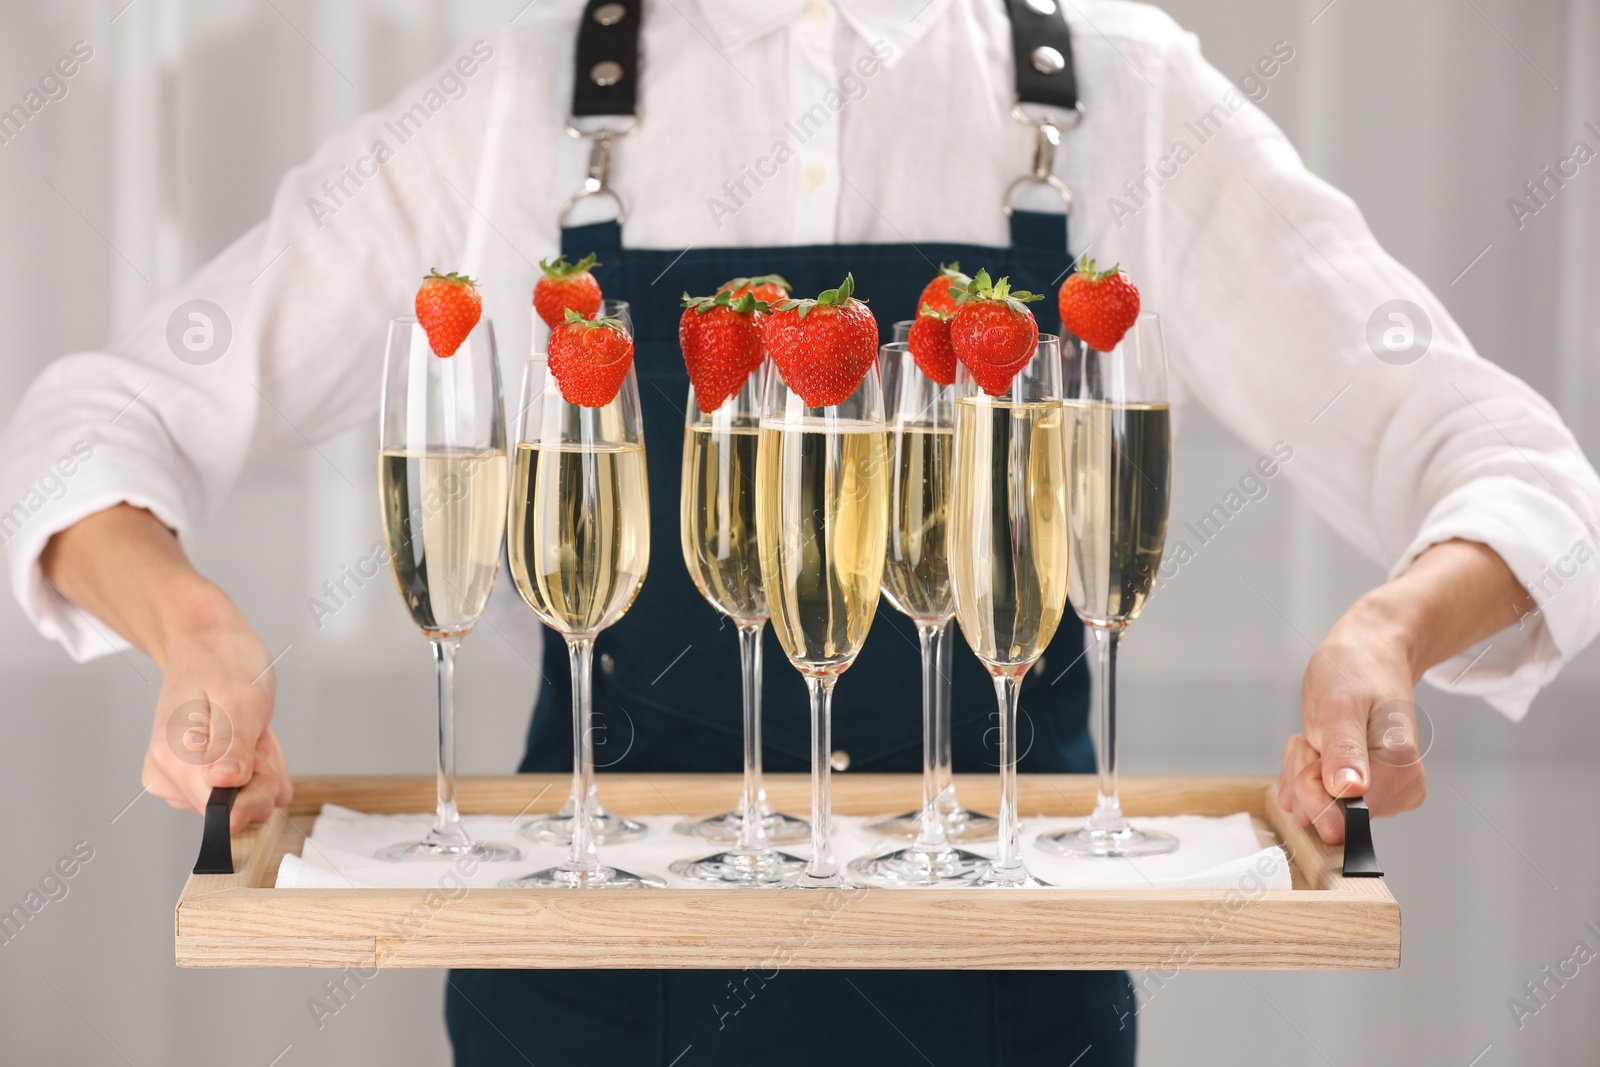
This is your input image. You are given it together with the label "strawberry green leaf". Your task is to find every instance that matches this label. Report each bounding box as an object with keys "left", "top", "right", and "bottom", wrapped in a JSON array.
[
  {"left": 777, "top": 274, "right": 865, "bottom": 319},
  {"left": 562, "top": 307, "right": 627, "bottom": 332},
  {"left": 719, "top": 273, "right": 792, "bottom": 292},
  {"left": 423, "top": 268, "right": 476, "bottom": 286},
  {"left": 816, "top": 273, "right": 855, "bottom": 306},
  {"left": 958, "top": 269, "right": 1041, "bottom": 309},
  {"left": 683, "top": 290, "right": 764, "bottom": 315},
  {"left": 539, "top": 252, "right": 599, "bottom": 278},
  {"left": 1074, "top": 257, "right": 1122, "bottom": 282}
]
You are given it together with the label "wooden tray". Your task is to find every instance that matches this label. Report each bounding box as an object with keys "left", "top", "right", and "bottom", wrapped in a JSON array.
[{"left": 174, "top": 774, "right": 1399, "bottom": 970}]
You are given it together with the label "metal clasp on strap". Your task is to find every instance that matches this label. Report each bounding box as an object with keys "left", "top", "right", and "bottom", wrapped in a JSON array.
[
  {"left": 560, "top": 114, "right": 639, "bottom": 227},
  {"left": 1004, "top": 100, "right": 1083, "bottom": 217}
]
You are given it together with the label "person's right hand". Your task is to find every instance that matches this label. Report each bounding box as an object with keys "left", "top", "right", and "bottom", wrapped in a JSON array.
[
  {"left": 40, "top": 505, "right": 293, "bottom": 831},
  {"left": 143, "top": 588, "right": 292, "bottom": 832}
]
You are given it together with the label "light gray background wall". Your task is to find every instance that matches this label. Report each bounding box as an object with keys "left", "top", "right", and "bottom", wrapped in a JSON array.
[{"left": 1, "top": 1, "right": 1596, "bottom": 1064}]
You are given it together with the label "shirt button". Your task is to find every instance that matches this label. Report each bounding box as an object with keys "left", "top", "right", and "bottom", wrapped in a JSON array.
[
  {"left": 830, "top": 750, "right": 850, "bottom": 772},
  {"left": 807, "top": 1, "right": 829, "bottom": 21},
  {"left": 599, "top": 653, "right": 615, "bottom": 675},
  {"left": 1032, "top": 657, "right": 1046, "bottom": 676},
  {"left": 801, "top": 166, "right": 824, "bottom": 189}
]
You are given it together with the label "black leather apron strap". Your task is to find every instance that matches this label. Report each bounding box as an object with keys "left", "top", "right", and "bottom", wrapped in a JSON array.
[
  {"left": 1005, "top": 0, "right": 1079, "bottom": 111},
  {"left": 572, "top": 0, "right": 642, "bottom": 118}
]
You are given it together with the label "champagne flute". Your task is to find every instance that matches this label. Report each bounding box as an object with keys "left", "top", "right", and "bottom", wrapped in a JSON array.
[
  {"left": 671, "top": 357, "right": 807, "bottom": 851},
  {"left": 671, "top": 366, "right": 808, "bottom": 885},
  {"left": 851, "top": 343, "right": 987, "bottom": 887},
  {"left": 521, "top": 298, "right": 648, "bottom": 847},
  {"left": 949, "top": 336, "right": 1069, "bottom": 888},
  {"left": 376, "top": 317, "right": 520, "bottom": 861},
  {"left": 864, "top": 337, "right": 996, "bottom": 846},
  {"left": 756, "top": 360, "right": 889, "bottom": 889},
  {"left": 1039, "top": 314, "right": 1177, "bottom": 858},
  {"left": 501, "top": 345, "right": 663, "bottom": 889}
]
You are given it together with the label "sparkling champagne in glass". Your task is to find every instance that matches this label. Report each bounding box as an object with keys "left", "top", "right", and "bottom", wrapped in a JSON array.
[
  {"left": 671, "top": 365, "right": 807, "bottom": 886},
  {"left": 756, "top": 351, "right": 888, "bottom": 889},
  {"left": 376, "top": 315, "right": 519, "bottom": 862},
  {"left": 1039, "top": 313, "right": 1177, "bottom": 858},
  {"left": 851, "top": 343, "right": 988, "bottom": 887},
  {"left": 949, "top": 336, "right": 1069, "bottom": 888},
  {"left": 502, "top": 340, "right": 663, "bottom": 889},
  {"left": 522, "top": 299, "right": 648, "bottom": 846}
]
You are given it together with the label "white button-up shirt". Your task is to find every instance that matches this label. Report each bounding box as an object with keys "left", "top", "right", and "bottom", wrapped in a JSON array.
[{"left": 2, "top": 0, "right": 1597, "bottom": 721}]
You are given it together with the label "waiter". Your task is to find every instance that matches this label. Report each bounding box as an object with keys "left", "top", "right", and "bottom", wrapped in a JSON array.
[{"left": 5, "top": 1, "right": 1598, "bottom": 1064}]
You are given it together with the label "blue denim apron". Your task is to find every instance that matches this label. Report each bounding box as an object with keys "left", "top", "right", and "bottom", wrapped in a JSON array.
[{"left": 446, "top": 215, "right": 1136, "bottom": 1065}]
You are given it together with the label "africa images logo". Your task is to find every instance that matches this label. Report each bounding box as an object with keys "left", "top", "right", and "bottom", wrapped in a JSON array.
[
  {"left": 1365, "top": 299, "right": 1432, "bottom": 366},
  {"left": 165, "top": 299, "right": 233, "bottom": 366}
]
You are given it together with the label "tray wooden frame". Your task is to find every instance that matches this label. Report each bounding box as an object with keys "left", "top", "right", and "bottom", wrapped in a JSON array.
[{"left": 174, "top": 773, "right": 1399, "bottom": 971}]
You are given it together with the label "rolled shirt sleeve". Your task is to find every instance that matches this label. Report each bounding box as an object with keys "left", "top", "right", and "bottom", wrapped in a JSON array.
[
  {"left": 1137, "top": 24, "right": 1600, "bottom": 720},
  {"left": 0, "top": 35, "right": 516, "bottom": 660}
]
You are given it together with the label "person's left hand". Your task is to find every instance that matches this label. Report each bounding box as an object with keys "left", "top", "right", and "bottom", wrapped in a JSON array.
[{"left": 1276, "top": 598, "right": 1428, "bottom": 844}]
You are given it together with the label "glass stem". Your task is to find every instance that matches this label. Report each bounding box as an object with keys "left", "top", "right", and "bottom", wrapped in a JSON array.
[
  {"left": 1088, "top": 625, "right": 1129, "bottom": 833},
  {"left": 565, "top": 637, "right": 601, "bottom": 873},
  {"left": 553, "top": 670, "right": 605, "bottom": 821},
  {"left": 934, "top": 619, "right": 959, "bottom": 818},
  {"left": 735, "top": 621, "right": 770, "bottom": 855},
  {"left": 991, "top": 670, "right": 1026, "bottom": 879},
  {"left": 914, "top": 623, "right": 951, "bottom": 852},
  {"left": 425, "top": 637, "right": 470, "bottom": 847},
  {"left": 804, "top": 675, "right": 838, "bottom": 882}
]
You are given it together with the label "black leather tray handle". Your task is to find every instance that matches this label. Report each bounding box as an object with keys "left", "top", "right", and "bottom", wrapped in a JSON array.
[
  {"left": 1338, "top": 796, "right": 1384, "bottom": 877},
  {"left": 191, "top": 786, "right": 240, "bottom": 875}
]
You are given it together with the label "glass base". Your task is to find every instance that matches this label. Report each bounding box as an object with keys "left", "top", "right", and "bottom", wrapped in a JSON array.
[
  {"left": 785, "top": 869, "right": 852, "bottom": 889},
  {"left": 674, "top": 809, "right": 811, "bottom": 846},
  {"left": 1036, "top": 825, "right": 1180, "bottom": 858},
  {"left": 522, "top": 808, "right": 648, "bottom": 846},
  {"left": 500, "top": 864, "right": 666, "bottom": 889},
  {"left": 971, "top": 864, "right": 1052, "bottom": 889},
  {"left": 376, "top": 838, "right": 521, "bottom": 862},
  {"left": 847, "top": 845, "right": 988, "bottom": 888},
  {"left": 669, "top": 849, "right": 805, "bottom": 887},
  {"left": 864, "top": 807, "right": 998, "bottom": 844}
]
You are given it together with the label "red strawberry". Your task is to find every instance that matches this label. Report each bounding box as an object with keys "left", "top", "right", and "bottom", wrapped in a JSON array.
[
  {"left": 763, "top": 274, "right": 879, "bottom": 409},
  {"left": 907, "top": 306, "right": 957, "bottom": 386},
  {"left": 414, "top": 270, "right": 481, "bottom": 358},
  {"left": 916, "top": 262, "right": 970, "bottom": 317},
  {"left": 679, "top": 290, "right": 767, "bottom": 411},
  {"left": 949, "top": 270, "right": 1043, "bottom": 396},
  {"left": 1057, "top": 259, "right": 1141, "bottom": 352},
  {"left": 534, "top": 253, "right": 603, "bottom": 328},
  {"left": 547, "top": 310, "right": 633, "bottom": 408},
  {"left": 718, "top": 274, "right": 791, "bottom": 306}
]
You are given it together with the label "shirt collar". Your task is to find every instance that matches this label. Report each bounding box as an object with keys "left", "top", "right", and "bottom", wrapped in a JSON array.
[{"left": 694, "top": 0, "right": 953, "bottom": 68}]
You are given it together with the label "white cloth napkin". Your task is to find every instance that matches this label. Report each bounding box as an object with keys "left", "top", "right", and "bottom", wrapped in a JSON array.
[{"left": 275, "top": 804, "right": 1291, "bottom": 892}]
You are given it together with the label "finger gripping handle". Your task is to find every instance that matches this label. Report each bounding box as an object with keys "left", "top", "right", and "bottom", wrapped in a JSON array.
[
  {"left": 192, "top": 786, "right": 240, "bottom": 875},
  {"left": 1338, "top": 796, "right": 1384, "bottom": 877}
]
